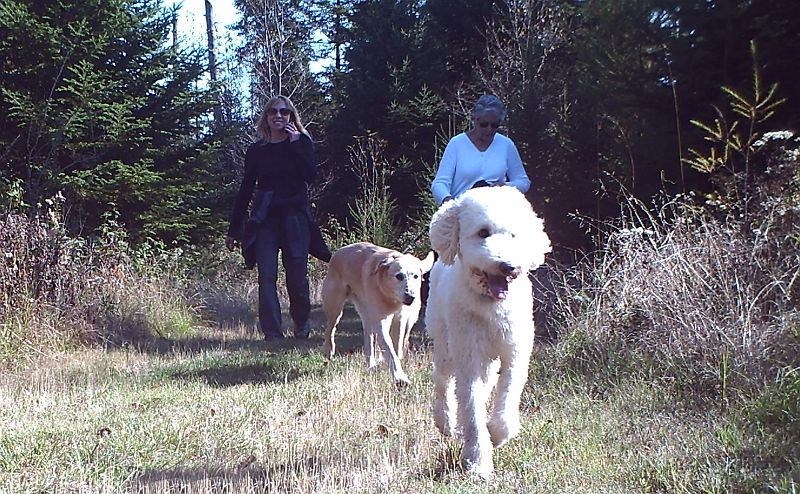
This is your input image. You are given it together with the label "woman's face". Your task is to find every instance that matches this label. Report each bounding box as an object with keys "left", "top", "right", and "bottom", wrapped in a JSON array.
[
  {"left": 472, "top": 111, "right": 502, "bottom": 140},
  {"left": 266, "top": 100, "right": 293, "bottom": 132}
]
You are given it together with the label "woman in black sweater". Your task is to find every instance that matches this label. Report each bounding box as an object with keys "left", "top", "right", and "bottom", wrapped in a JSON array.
[{"left": 226, "top": 95, "right": 317, "bottom": 341}]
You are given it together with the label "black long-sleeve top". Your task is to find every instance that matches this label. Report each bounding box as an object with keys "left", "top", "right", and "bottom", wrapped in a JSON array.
[{"left": 228, "top": 134, "right": 315, "bottom": 237}]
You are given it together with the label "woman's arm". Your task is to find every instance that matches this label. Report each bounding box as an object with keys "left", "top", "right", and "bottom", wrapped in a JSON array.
[
  {"left": 504, "top": 139, "right": 531, "bottom": 193},
  {"left": 431, "top": 138, "right": 458, "bottom": 205},
  {"left": 291, "top": 134, "right": 316, "bottom": 183},
  {"left": 227, "top": 147, "right": 258, "bottom": 238}
]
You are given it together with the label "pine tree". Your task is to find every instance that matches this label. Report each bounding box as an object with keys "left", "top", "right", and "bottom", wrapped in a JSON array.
[{"left": 0, "top": 0, "right": 233, "bottom": 244}]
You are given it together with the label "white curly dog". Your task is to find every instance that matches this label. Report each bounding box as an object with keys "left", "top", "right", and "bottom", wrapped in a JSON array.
[{"left": 425, "top": 186, "right": 551, "bottom": 477}]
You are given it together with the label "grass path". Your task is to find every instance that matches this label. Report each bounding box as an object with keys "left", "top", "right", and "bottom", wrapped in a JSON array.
[{"left": 0, "top": 305, "right": 790, "bottom": 493}]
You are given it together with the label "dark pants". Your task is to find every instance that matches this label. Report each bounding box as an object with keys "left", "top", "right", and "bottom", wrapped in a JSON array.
[{"left": 254, "top": 211, "right": 311, "bottom": 338}]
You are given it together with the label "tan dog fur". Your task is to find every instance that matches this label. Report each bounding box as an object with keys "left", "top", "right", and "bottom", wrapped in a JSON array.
[{"left": 321, "top": 242, "right": 434, "bottom": 385}]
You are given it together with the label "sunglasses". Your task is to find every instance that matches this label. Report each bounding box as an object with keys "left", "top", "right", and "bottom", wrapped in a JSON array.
[
  {"left": 478, "top": 121, "right": 501, "bottom": 129},
  {"left": 267, "top": 107, "right": 292, "bottom": 117}
]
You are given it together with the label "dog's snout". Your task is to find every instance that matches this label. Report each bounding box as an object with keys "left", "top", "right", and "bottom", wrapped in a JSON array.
[
  {"left": 403, "top": 294, "right": 415, "bottom": 305},
  {"left": 499, "top": 261, "right": 520, "bottom": 277}
]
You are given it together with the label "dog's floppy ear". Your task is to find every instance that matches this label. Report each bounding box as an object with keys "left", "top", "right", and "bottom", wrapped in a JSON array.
[
  {"left": 527, "top": 212, "right": 552, "bottom": 270},
  {"left": 419, "top": 251, "right": 435, "bottom": 274},
  {"left": 373, "top": 255, "right": 397, "bottom": 275},
  {"left": 429, "top": 201, "right": 460, "bottom": 265}
]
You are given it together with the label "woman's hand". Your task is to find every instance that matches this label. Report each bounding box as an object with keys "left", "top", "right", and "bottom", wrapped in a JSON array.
[
  {"left": 225, "top": 236, "right": 237, "bottom": 252},
  {"left": 285, "top": 122, "right": 301, "bottom": 142}
]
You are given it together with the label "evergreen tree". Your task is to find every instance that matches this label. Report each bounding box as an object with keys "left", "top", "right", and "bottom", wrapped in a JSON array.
[
  {"left": 332, "top": 0, "right": 425, "bottom": 137},
  {"left": 0, "top": 0, "right": 232, "bottom": 244},
  {"left": 651, "top": 0, "right": 800, "bottom": 135},
  {"left": 419, "top": 0, "right": 504, "bottom": 92},
  {"left": 321, "top": 0, "right": 430, "bottom": 220}
]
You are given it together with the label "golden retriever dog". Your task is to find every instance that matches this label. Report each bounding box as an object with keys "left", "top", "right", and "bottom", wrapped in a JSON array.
[
  {"left": 321, "top": 242, "right": 434, "bottom": 385},
  {"left": 426, "top": 186, "right": 551, "bottom": 477}
]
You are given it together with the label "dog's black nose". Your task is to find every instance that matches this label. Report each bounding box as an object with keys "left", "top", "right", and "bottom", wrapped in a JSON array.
[
  {"left": 403, "top": 294, "right": 415, "bottom": 305},
  {"left": 499, "top": 262, "right": 519, "bottom": 277}
]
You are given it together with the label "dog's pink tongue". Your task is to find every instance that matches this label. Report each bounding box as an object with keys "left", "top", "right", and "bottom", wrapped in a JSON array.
[{"left": 486, "top": 274, "right": 509, "bottom": 301}]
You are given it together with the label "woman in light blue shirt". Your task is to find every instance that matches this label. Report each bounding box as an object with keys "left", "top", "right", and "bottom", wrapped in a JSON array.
[{"left": 431, "top": 95, "right": 530, "bottom": 205}]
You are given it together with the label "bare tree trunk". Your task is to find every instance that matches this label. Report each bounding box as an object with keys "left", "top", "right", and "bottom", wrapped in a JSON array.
[
  {"left": 334, "top": 0, "right": 342, "bottom": 72},
  {"left": 205, "top": 0, "right": 217, "bottom": 82},
  {"left": 205, "top": 0, "right": 223, "bottom": 123},
  {"left": 172, "top": 10, "right": 178, "bottom": 50}
]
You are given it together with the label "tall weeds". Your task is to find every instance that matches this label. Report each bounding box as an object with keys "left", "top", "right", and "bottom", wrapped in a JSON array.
[
  {"left": 326, "top": 132, "right": 436, "bottom": 256},
  {"left": 1, "top": 200, "right": 92, "bottom": 363},
  {"left": 0, "top": 201, "right": 210, "bottom": 366},
  {"left": 541, "top": 136, "right": 800, "bottom": 399}
]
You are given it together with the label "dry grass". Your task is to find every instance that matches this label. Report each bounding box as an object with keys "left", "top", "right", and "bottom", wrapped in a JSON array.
[
  {"left": 0, "top": 314, "right": 467, "bottom": 493},
  {"left": 1, "top": 300, "right": 798, "bottom": 493},
  {"left": 536, "top": 191, "right": 800, "bottom": 400}
]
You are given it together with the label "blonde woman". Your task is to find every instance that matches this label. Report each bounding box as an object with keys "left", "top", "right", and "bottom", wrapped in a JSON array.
[{"left": 226, "top": 95, "right": 319, "bottom": 341}]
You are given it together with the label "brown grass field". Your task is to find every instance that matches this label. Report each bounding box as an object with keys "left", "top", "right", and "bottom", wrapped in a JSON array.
[{"left": 2, "top": 295, "right": 797, "bottom": 493}]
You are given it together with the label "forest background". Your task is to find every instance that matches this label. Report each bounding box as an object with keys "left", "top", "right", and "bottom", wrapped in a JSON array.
[
  {"left": 2, "top": 1, "right": 799, "bottom": 490},
  {"left": 3, "top": 0, "right": 798, "bottom": 258}
]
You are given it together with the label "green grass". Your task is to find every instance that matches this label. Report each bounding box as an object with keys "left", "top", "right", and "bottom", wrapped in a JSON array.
[{"left": 1, "top": 305, "right": 797, "bottom": 493}]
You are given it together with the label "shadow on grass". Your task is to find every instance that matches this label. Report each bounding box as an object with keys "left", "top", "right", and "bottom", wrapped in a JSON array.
[
  {"left": 131, "top": 445, "right": 463, "bottom": 491},
  {"left": 135, "top": 304, "right": 431, "bottom": 387},
  {"left": 143, "top": 305, "right": 377, "bottom": 388},
  {"left": 170, "top": 362, "right": 320, "bottom": 387},
  {"left": 126, "top": 305, "right": 367, "bottom": 356},
  {"left": 130, "top": 457, "right": 328, "bottom": 492},
  {"left": 133, "top": 336, "right": 276, "bottom": 355},
  {"left": 198, "top": 295, "right": 258, "bottom": 332}
]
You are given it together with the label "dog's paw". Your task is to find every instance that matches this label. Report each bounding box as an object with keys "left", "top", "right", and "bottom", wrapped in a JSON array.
[
  {"left": 461, "top": 445, "right": 494, "bottom": 478},
  {"left": 488, "top": 413, "right": 520, "bottom": 448},
  {"left": 393, "top": 371, "right": 411, "bottom": 387},
  {"left": 320, "top": 341, "right": 335, "bottom": 359}
]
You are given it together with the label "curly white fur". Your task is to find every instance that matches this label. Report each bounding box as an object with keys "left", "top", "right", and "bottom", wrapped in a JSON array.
[{"left": 425, "top": 186, "right": 551, "bottom": 477}]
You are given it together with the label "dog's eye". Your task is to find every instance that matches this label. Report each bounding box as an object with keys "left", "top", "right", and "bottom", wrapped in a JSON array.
[
  {"left": 478, "top": 228, "right": 491, "bottom": 238},
  {"left": 395, "top": 273, "right": 405, "bottom": 281}
]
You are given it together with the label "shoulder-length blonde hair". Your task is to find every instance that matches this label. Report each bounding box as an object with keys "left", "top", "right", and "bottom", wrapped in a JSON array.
[{"left": 255, "top": 95, "right": 311, "bottom": 141}]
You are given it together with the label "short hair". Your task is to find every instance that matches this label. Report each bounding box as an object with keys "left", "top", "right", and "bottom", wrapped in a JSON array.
[{"left": 472, "top": 94, "right": 507, "bottom": 122}]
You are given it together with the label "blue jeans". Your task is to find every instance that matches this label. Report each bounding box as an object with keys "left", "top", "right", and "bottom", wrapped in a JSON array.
[{"left": 254, "top": 211, "right": 311, "bottom": 338}]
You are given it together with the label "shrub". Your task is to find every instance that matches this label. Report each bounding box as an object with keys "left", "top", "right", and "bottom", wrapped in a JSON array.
[
  {"left": 0, "top": 197, "right": 94, "bottom": 364},
  {"left": 0, "top": 201, "right": 210, "bottom": 366},
  {"left": 541, "top": 138, "right": 800, "bottom": 400}
]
